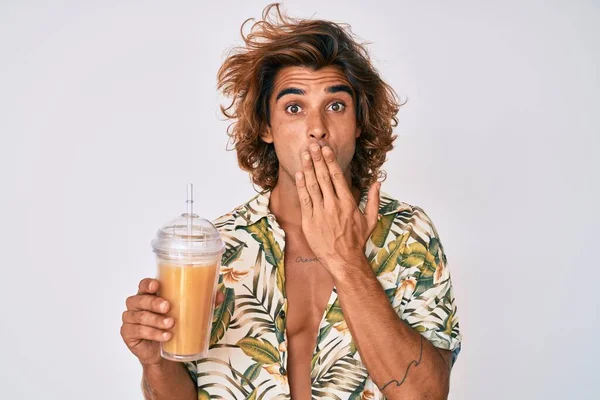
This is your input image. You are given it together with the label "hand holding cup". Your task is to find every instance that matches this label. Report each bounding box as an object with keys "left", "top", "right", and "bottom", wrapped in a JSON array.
[{"left": 121, "top": 277, "right": 224, "bottom": 366}]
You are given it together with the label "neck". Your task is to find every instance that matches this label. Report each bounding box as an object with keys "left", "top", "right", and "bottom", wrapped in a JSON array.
[{"left": 268, "top": 169, "right": 361, "bottom": 228}]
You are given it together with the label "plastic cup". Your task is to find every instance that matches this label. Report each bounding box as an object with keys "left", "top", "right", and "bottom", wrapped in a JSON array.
[{"left": 150, "top": 185, "right": 224, "bottom": 362}]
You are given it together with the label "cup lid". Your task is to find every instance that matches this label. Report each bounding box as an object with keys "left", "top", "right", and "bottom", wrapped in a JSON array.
[{"left": 151, "top": 212, "right": 225, "bottom": 258}]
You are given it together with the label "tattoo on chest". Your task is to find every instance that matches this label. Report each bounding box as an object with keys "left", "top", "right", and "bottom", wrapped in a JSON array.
[{"left": 295, "top": 256, "right": 320, "bottom": 263}]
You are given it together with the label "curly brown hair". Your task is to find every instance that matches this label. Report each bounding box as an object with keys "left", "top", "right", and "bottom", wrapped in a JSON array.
[{"left": 217, "top": 3, "right": 402, "bottom": 192}]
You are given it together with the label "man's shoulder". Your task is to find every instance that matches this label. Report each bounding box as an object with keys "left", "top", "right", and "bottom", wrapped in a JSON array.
[
  {"left": 210, "top": 192, "right": 265, "bottom": 233},
  {"left": 378, "top": 189, "right": 440, "bottom": 243},
  {"left": 379, "top": 190, "right": 430, "bottom": 221}
]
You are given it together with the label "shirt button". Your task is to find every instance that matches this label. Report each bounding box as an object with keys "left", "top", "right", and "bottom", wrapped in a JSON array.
[
  {"left": 268, "top": 214, "right": 275, "bottom": 222},
  {"left": 279, "top": 310, "right": 285, "bottom": 319},
  {"left": 279, "top": 366, "right": 287, "bottom": 375}
]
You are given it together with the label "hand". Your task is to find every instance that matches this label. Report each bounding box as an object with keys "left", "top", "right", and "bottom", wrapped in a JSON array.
[
  {"left": 294, "top": 143, "right": 380, "bottom": 272},
  {"left": 120, "top": 277, "right": 225, "bottom": 366}
]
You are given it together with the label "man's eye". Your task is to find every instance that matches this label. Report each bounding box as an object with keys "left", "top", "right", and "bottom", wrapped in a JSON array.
[
  {"left": 285, "top": 104, "right": 302, "bottom": 114},
  {"left": 328, "top": 102, "right": 346, "bottom": 112}
]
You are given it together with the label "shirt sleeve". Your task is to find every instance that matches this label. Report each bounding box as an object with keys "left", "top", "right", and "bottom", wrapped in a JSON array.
[{"left": 391, "top": 206, "right": 462, "bottom": 365}]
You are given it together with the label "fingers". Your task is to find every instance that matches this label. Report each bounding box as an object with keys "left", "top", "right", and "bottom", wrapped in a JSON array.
[
  {"left": 309, "top": 143, "right": 336, "bottom": 201},
  {"left": 126, "top": 294, "right": 170, "bottom": 314},
  {"left": 364, "top": 181, "right": 381, "bottom": 233},
  {"left": 138, "top": 278, "right": 159, "bottom": 295},
  {"left": 301, "top": 149, "right": 323, "bottom": 208},
  {"left": 295, "top": 171, "right": 313, "bottom": 218},
  {"left": 321, "top": 146, "right": 353, "bottom": 202},
  {"left": 120, "top": 322, "right": 172, "bottom": 343},
  {"left": 122, "top": 309, "right": 174, "bottom": 331}
]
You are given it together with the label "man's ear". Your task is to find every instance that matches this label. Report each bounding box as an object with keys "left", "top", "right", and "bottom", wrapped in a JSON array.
[{"left": 260, "top": 126, "right": 274, "bottom": 144}]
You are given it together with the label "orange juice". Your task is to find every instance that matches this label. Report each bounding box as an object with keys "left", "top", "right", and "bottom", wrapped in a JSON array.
[{"left": 158, "top": 259, "right": 219, "bottom": 360}]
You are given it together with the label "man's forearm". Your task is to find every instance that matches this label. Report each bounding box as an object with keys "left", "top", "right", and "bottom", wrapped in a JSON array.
[
  {"left": 141, "top": 360, "right": 196, "bottom": 400},
  {"left": 331, "top": 256, "right": 450, "bottom": 400}
]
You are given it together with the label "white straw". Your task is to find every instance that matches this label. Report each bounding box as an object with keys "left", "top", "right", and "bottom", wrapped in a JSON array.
[{"left": 186, "top": 183, "right": 193, "bottom": 236}]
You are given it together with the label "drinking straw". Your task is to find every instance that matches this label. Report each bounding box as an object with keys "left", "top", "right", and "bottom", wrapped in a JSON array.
[{"left": 186, "top": 183, "right": 194, "bottom": 237}]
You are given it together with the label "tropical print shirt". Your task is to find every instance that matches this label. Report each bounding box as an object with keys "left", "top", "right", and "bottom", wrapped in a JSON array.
[{"left": 184, "top": 188, "right": 462, "bottom": 399}]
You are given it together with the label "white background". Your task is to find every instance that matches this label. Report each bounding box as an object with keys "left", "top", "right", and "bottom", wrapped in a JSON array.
[{"left": 1, "top": 1, "right": 598, "bottom": 399}]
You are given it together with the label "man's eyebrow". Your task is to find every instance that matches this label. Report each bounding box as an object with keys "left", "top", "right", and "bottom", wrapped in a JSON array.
[
  {"left": 275, "top": 87, "right": 305, "bottom": 102},
  {"left": 326, "top": 84, "right": 354, "bottom": 98},
  {"left": 274, "top": 84, "right": 354, "bottom": 102}
]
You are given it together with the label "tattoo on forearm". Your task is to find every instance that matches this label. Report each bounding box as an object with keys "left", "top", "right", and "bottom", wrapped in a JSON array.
[
  {"left": 379, "top": 335, "right": 424, "bottom": 392},
  {"left": 296, "top": 256, "right": 319, "bottom": 263}
]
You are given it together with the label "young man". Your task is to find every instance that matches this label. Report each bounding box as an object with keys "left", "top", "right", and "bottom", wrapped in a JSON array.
[{"left": 121, "top": 4, "right": 461, "bottom": 399}]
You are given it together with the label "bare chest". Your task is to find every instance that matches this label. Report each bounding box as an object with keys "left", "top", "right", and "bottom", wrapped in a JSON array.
[
  {"left": 282, "top": 227, "right": 335, "bottom": 398},
  {"left": 283, "top": 229, "right": 334, "bottom": 337}
]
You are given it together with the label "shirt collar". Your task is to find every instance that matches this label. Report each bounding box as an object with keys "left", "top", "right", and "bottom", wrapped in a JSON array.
[{"left": 238, "top": 187, "right": 407, "bottom": 228}]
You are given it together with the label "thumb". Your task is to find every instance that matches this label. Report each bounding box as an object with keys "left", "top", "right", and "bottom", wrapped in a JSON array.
[
  {"left": 364, "top": 181, "right": 381, "bottom": 232},
  {"left": 215, "top": 290, "right": 225, "bottom": 306}
]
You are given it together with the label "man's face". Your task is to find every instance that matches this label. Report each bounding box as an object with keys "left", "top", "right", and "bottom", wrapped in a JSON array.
[{"left": 262, "top": 65, "right": 361, "bottom": 187}]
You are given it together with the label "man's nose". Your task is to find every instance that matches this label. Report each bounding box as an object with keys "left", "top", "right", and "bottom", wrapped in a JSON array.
[{"left": 306, "top": 112, "right": 328, "bottom": 141}]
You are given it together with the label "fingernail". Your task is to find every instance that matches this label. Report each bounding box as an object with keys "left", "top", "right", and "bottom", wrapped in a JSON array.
[
  {"left": 163, "top": 332, "right": 170, "bottom": 340},
  {"left": 164, "top": 318, "right": 172, "bottom": 326},
  {"left": 303, "top": 152, "right": 311, "bottom": 160},
  {"left": 161, "top": 301, "right": 168, "bottom": 311}
]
